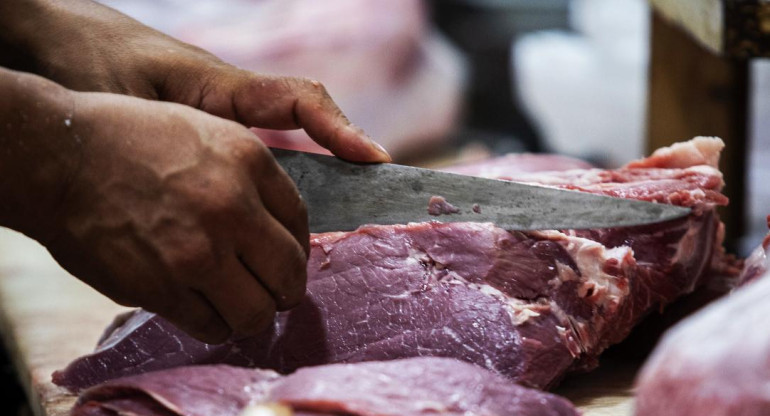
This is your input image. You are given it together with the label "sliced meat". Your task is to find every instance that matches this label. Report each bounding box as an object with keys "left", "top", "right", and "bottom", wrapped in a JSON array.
[
  {"left": 73, "top": 366, "right": 277, "bottom": 416},
  {"left": 634, "top": 236, "right": 770, "bottom": 416},
  {"left": 54, "top": 137, "right": 729, "bottom": 392},
  {"left": 635, "top": 218, "right": 770, "bottom": 416},
  {"left": 72, "top": 358, "right": 580, "bottom": 416}
]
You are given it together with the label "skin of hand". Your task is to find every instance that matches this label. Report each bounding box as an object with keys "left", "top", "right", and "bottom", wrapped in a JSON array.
[
  {"left": 2, "top": 68, "right": 315, "bottom": 344},
  {"left": 0, "top": 0, "right": 391, "bottom": 343}
]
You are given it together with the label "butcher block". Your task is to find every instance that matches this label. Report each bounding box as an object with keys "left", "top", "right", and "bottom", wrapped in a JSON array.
[{"left": 0, "top": 228, "right": 636, "bottom": 416}]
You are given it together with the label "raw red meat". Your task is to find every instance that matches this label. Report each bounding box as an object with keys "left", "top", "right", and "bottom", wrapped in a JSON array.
[
  {"left": 72, "top": 357, "right": 579, "bottom": 416},
  {"left": 427, "top": 195, "right": 460, "bottom": 216},
  {"left": 54, "top": 137, "right": 729, "bottom": 392},
  {"left": 634, "top": 219, "right": 770, "bottom": 416}
]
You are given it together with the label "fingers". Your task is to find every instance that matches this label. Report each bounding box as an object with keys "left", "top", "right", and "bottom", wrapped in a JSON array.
[
  {"left": 224, "top": 134, "right": 309, "bottom": 255},
  {"left": 252, "top": 147, "right": 310, "bottom": 256},
  {"left": 236, "top": 206, "right": 308, "bottom": 311},
  {"left": 236, "top": 141, "right": 309, "bottom": 310},
  {"left": 197, "top": 256, "right": 278, "bottom": 339},
  {"left": 230, "top": 75, "right": 392, "bottom": 163},
  {"left": 156, "top": 290, "right": 231, "bottom": 344}
]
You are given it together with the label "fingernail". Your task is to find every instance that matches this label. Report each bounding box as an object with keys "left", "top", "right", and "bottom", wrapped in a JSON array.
[{"left": 370, "top": 140, "right": 392, "bottom": 163}]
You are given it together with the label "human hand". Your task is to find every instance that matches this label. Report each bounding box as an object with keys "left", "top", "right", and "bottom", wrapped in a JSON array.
[
  {"left": 41, "top": 91, "right": 312, "bottom": 343},
  {"left": 0, "top": 0, "right": 391, "bottom": 163}
]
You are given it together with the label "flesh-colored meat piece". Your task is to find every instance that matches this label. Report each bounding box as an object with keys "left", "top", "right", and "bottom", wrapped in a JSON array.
[
  {"left": 72, "top": 358, "right": 579, "bottom": 416},
  {"left": 635, "top": 253, "right": 770, "bottom": 415},
  {"left": 427, "top": 195, "right": 460, "bottom": 216},
  {"left": 54, "top": 137, "right": 730, "bottom": 392}
]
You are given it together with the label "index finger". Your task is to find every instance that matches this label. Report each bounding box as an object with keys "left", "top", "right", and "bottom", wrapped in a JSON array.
[{"left": 229, "top": 74, "right": 392, "bottom": 163}]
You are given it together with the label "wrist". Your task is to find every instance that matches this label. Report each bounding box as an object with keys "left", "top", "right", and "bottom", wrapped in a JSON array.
[{"left": 0, "top": 68, "right": 83, "bottom": 242}]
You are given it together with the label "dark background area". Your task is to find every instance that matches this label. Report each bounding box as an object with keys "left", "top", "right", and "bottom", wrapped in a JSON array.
[
  {"left": 427, "top": 0, "right": 570, "bottom": 154},
  {"left": 1, "top": 339, "right": 29, "bottom": 416}
]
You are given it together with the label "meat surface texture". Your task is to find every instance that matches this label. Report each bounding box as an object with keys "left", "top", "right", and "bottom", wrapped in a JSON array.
[
  {"left": 72, "top": 357, "right": 580, "bottom": 416},
  {"left": 634, "top": 232, "right": 770, "bottom": 416},
  {"left": 54, "top": 137, "right": 729, "bottom": 392}
]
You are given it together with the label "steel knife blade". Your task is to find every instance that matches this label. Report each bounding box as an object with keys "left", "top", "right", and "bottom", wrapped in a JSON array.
[{"left": 271, "top": 148, "right": 691, "bottom": 233}]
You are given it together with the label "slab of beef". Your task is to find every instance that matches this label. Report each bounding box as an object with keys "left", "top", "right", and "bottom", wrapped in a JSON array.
[
  {"left": 54, "top": 137, "right": 729, "bottom": 392},
  {"left": 634, "top": 221, "right": 770, "bottom": 416},
  {"left": 71, "top": 357, "right": 579, "bottom": 416}
]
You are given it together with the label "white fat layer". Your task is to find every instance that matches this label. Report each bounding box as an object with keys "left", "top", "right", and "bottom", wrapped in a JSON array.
[
  {"left": 685, "top": 164, "right": 722, "bottom": 177},
  {"left": 533, "top": 231, "right": 632, "bottom": 309},
  {"left": 410, "top": 260, "right": 545, "bottom": 326},
  {"left": 404, "top": 247, "right": 425, "bottom": 266},
  {"left": 669, "top": 219, "right": 702, "bottom": 291},
  {"left": 405, "top": 231, "right": 632, "bottom": 326},
  {"left": 474, "top": 281, "right": 543, "bottom": 326}
]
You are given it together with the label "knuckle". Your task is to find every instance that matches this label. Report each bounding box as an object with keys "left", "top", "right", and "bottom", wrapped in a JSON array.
[
  {"left": 191, "top": 175, "right": 252, "bottom": 220},
  {"left": 165, "top": 240, "right": 220, "bottom": 284},
  {"left": 225, "top": 133, "right": 268, "bottom": 168},
  {"left": 298, "top": 77, "right": 328, "bottom": 96}
]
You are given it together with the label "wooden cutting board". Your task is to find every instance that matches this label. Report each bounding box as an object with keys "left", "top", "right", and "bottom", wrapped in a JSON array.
[{"left": 0, "top": 227, "right": 636, "bottom": 416}]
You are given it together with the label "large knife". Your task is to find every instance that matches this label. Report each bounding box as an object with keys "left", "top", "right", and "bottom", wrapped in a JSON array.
[{"left": 272, "top": 149, "right": 690, "bottom": 233}]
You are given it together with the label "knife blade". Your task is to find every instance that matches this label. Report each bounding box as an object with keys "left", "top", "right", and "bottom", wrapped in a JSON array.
[{"left": 271, "top": 149, "right": 691, "bottom": 233}]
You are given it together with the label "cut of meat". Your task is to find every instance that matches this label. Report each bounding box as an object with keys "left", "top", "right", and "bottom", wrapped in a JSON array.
[
  {"left": 72, "top": 357, "right": 580, "bottom": 416},
  {"left": 54, "top": 137, "right": 730, "bottom": 392},
  {"left": 74, "top": 366, "right": 278, "bottom": 416},
  {"left": 634, "top": 231, "right": 770, "bottom": 416}
]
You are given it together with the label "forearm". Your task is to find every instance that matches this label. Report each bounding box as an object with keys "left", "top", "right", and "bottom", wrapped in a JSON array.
[{"left": 0, "top": 66, "right": 80, "bottom": 241}]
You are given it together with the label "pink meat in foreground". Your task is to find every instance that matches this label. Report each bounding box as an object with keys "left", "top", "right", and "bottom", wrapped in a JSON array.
[
  {"left": 634, "top": 220, "right": 770, "bottom": 416},
  {"left": 54, "top": 137, "right": 731, "bottom": 392},
  {"left": 72, "top": 358, "right": 580, "bottom": 416}
]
